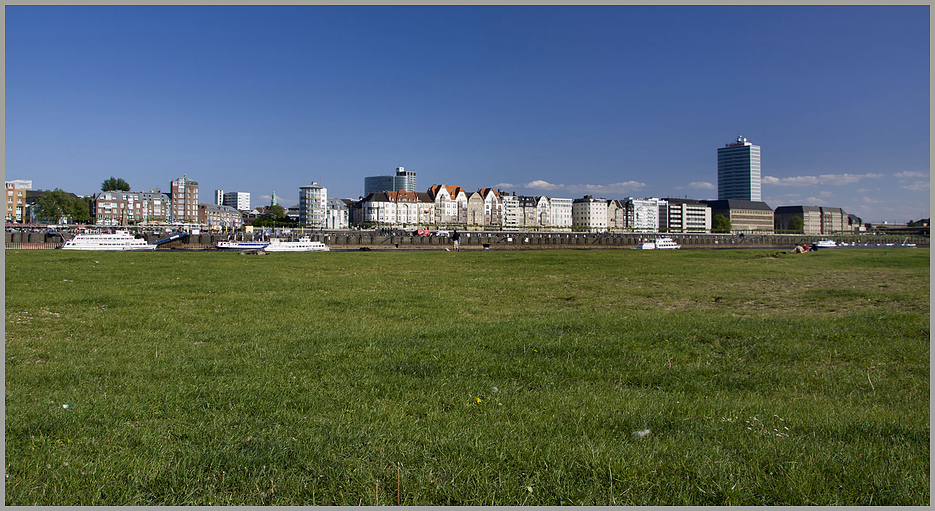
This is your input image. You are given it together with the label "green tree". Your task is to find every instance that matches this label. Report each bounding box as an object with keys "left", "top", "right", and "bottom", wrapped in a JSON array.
[
  {"left": 101, "top": 177, "right": 130, "bottom": 192},
  {"left": 37, "top": 189, "right": 91, "bottom": 223},
  {"left": 268, "top": 204, "right": 287, "bottom": 220},
  {"left": 787, "top": 216, "right": 804, "bottom": 233},
  {"left": 712, "top": 214, "right": 732, "bottom": 233}
]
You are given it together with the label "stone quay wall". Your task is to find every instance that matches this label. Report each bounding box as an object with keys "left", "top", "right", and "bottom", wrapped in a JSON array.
[{"left": 5, "top": 230, "right": 929, "bottom": 250}]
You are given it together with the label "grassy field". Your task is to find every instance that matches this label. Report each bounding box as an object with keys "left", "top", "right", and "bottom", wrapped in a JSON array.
[{"left": 4, "top": 247, "right": 930, "bottom": 505}]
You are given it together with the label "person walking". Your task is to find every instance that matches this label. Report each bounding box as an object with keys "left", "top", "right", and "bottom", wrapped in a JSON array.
[{"left": 452, "top": 230, "right": 461, "bottom": 252}]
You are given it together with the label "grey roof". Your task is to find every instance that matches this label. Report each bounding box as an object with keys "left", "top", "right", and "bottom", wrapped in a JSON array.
[
  {"left": 663, "top": 198, "right": 707, "bottom": 206},
  {"left": 774, "top": 205, "right": 821, "bottom": 214},
  {"left": 702, "top": 199, "right": 773, "bottom": 211}
]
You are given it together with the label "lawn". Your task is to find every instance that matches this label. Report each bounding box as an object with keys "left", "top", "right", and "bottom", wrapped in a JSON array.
[{"left": 4, "top": 248, "right": 930, "bottom": 505}]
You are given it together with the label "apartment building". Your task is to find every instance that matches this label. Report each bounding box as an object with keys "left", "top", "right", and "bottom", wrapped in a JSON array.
[
  {"left": 93, "top": 190, "right": 171, "bottom": 226},
  {"left": 480, "top": 188, "right": 504, "bottom": 227},
  {"left": 5, "top": 181, "right": 30, "bottom": 223},
  {"left": 326, "top": 198, "right": 349, "bottom": 229},
  {"left": 170, "top": 175, "right": 199, "bottom": 223},
  {"left": 199, "top": 203, "right": 243, "bottom": 230},
  {"left": 428, "top": 185, "right": 467, "bottom": 226},
  {"left": 545, "top": 197, "right": 571, "bottom": 230},
  {"left": 572, "top": 196, "right": 608, "bottom": 232},
  {"left": 299, "top": 182, "right": 327, "bottom": 227},
  {"left": 359, "top": 190, "right": 434, "bottom": 227},
  {"left": 222, "top": 191, "right": 251, "bottom": 211}
]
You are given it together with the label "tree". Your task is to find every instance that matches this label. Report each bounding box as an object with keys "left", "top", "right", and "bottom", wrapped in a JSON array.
[
  {"left": 268, "top": 204, "right": 287, "bottom": 220},
  {"left": 787, "top": 216, "right": 804, "bottom": 233},
  {"left": 101, "top": 177, "right": 130, "bottom": 192},
  {"left": 36, "top": 189, "right": 91, "bottom": 224},
  {"left": 712, "top": 214, "right": 732, "bottom": 233}
]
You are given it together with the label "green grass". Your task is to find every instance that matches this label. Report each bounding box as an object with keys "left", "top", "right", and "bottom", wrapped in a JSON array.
[{"left": 5, "top": 248, "right": 930, "bottom": 505}]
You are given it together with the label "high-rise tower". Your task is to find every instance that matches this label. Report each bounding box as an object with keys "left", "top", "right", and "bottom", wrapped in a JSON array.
[
  {"left": 364, "top": 167, "right": 417, "bottom": 196},
  {"left": 717, "top": 136, "right": 761, "bottom": 201}
]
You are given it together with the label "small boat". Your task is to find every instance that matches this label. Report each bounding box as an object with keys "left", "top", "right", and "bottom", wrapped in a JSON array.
[
  {"left": 215, "top": 239, "right": 270, "bottom": 250},
  {"left": 262, "top": 236, "right": 330, "bottom": 252},
  {"left": 60, "top": 230, "right": 158, "bottom": 251},
  {"left": 810, "top": 239, "right": 837, "bottom": 250},
  {"left": 637, "top": 236, "right": 681, "bottom": 250}
]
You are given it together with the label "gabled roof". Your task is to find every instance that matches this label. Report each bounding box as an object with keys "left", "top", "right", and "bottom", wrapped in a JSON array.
[
  {"left": 479, "top": 188, "right": 502, "bottom": 200},
  {"left": 428, "top": 184, "right": 466, "bottom": 200},
  {"left": 386, "top": 190, "right": 420, "bottom": 203}
]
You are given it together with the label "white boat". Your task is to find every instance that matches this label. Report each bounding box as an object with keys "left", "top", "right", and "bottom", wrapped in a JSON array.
[
  {"left": 215, "top": 239, "right": 270, "bottom": 250},
  {"left": 262, "top": 236, "right": 330, "bottom": 252},
  {"left": 811, "top": 239, "right": 838, "bottom": 249},
  {"left": 60, "top": 230, "right": 158, "bottom": 251},
  {"left": 637, "top": 236, "right": 681, "bottom": 250}
]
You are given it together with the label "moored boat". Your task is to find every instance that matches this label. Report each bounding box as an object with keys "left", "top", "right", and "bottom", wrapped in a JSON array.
[
  {"left": 60, "top": 231, "right": 158, "bottom": 251},
  {"left": 215, "top": 238, "right": 270, "bottom": 250},
  {"left": 637, "top": 236, "right": 681, "bottom": 250},
  {"left": 262, "top": 236, "right": 330, "bottom": 252},
  {"left": 810, "top": 239, "right": 838, "bottom": 249}
]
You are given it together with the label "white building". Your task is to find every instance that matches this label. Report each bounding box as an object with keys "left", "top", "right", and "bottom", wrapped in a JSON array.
[
  {"left": 501, "top": 194, "right": 520, "bottom": 229},
  {"left": 222, "top": 191, "right": 251, "bottom": 211},
  {"left": 571, "top": 196, "right": 608, "bottom": 232},
  {"left": 326, "top": 198, "right": 349, "bottom": 229},
  {"left": 299, "top": 182, "right": 327, "bottom": 227},
  {"left": 548, "top": 197, "right": 573, "bottom": 230},
  {"left": 359, "top": 191, "right": 434, "bottom": 227},
  {"left": 630, "top": 197, "right": 666, "bottom": 232},
  {"left": 428, "top": 184, "right": 467, "bottom": 227},
  {"left": 663, "top": 198, "right": 711, "bottom": 232}
]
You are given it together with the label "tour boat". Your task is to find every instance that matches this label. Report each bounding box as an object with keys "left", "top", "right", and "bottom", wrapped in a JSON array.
[
  {"left": 60, "top": 231, "right": 158, "bottom": 251},
  {"left": 637, "top": 236, "right": 681, "bottom": 250},
  {"left": 262, "top": 236, "right": 330, "bottom": 252},
  {"left": 215, "top": 239, "right": 270, "bottom": 250},
  {"left": 810, "top": 239, "right": 838, "bottom": 249}
]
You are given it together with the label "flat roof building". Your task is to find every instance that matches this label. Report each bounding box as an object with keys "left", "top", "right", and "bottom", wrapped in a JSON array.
[
  {"left": 364, "top": 167, "right": 417, "bottom": 196},
  {"left": 718, "top": 136, "right": 761, "bottom": 201}
]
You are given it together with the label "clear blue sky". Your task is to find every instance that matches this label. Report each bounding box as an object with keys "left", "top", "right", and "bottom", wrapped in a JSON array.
[{"left": 6, "top": 5, "right": 930, "bottom": 223}]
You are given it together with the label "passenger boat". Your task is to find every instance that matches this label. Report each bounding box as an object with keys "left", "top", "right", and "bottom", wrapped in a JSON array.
[
  {"left": 637, "top": 236, "right": 681, "bottom": 250},
  {"left": 215, "top": 239, "right": 270, "bottom": 250},
  {"left": 60, "top": 230, "right": 158, "bottom": 251},
  {"left": 810, "top": 239, "right": 838, "bottom": 249},
  {"left": 262, "top": 236, "right": 330, "bottom": 252}
]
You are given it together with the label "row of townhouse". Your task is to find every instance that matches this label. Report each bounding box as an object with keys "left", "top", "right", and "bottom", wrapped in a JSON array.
[{"left": 346, "top": 186, "right": 715, "bottom": 233}]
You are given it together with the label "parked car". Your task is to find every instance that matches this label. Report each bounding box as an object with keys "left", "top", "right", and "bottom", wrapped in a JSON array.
[
  {"left": 414, "top": 229, "right": 431, "bottom": 236},
  {"left": 435, "top": 231, "right": 450, "bottom": 237}
]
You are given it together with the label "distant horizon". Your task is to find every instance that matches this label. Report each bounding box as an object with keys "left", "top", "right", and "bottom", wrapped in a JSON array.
[{"left": 6, "top": 5, "right": 929, "bottom": 223}]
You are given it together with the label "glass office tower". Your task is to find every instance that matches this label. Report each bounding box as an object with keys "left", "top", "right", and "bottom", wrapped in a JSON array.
[{"left": 717, "top": 136, "right": 761, "bottom": 201}]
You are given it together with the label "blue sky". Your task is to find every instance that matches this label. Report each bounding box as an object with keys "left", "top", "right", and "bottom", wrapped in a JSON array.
[{"left": 6, "top": 5, "right": 930, "bottom": 223}]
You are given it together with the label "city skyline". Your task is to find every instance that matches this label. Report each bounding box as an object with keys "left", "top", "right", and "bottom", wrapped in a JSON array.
[{"left": 5, "top": 5, "right": 930, "bottom": 223}]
